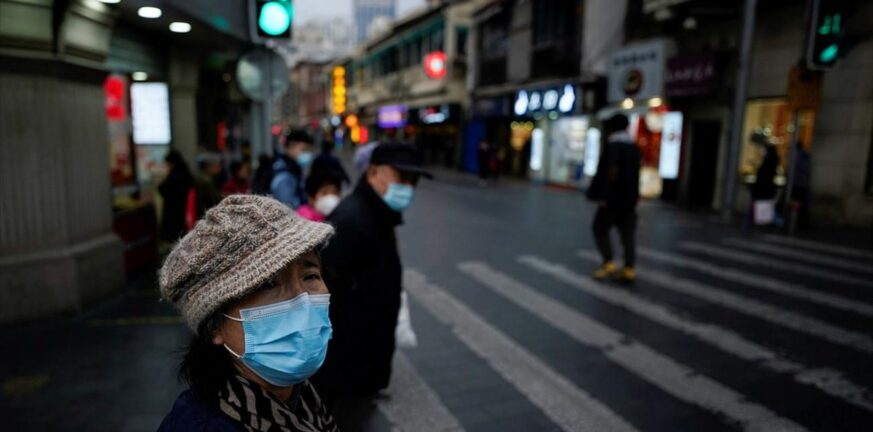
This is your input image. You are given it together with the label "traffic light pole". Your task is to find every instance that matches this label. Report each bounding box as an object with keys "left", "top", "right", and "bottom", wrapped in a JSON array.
[{"left": 722, "top": 0, "right": 758, "bottom": 223}]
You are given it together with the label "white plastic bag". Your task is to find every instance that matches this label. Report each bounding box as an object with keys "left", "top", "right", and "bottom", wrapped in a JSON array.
[
  {"left": 753, "top": 200, "right": 776, "bottom": 225},
  {"left": 395, "top": 291, "right": 418, "bottom": 348}
]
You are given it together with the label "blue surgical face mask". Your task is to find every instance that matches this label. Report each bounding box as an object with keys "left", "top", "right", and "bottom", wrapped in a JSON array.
[
  {"left": 295, "top": 151, "right": 314, "bottom": 168},
  {"left": 223, "top": 293, "right": 332, "bottom": 387},
  {"left": 382, "top": 182, "right": 414, "bottom": 212}
]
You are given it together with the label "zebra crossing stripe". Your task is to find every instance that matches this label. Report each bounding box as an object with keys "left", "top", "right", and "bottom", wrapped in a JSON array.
[
  {"left": 577, "top": 250, "right": 873, "bottom": 354},
  {"left": 723, "top": 239, "right": 873, "bottom": 276},
  {"left": 404, "top": 269, "right": 639, "bottom": 432},
  {"left": 762, "top": 235, "right": 873, "bottom": 260},
  {"left": 517, "top": 255, "right": 873, "bottom": 412},
  {"left": 680, "top": 241, "right": 872, "bottom": 287},
  {"left": 377, "top": 352, "right": 464, "bottom": 432},
  {"left": 638, "top": 248, "right": 873, "bottom": 318},
  {"left": 458, "top": 261, "right": 807, "bottom": 432}
]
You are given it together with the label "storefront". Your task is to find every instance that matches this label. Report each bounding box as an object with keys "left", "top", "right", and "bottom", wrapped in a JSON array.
[
  {"left": 466, "top": 95, "right": 512, "bottom": 174},
  {"left": 407, "top": 103, "right": 462, "bottom": 167},
  {"left": 599, "top": 39, "right": 680, "bottom": 199}
]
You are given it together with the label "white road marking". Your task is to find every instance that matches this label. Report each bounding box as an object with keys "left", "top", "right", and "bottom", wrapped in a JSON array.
[
  {"left": 638, "top": 248, "right": 873, "bottom": 318},
  {"left": 681, "top": 241, "right": 872, "bottom": 287},
  {"left": 762, "top": 234, "right": 873, "bottom": 261},
  {"left": 723, "top": 238, "right": 873, "bottom": 276},
  {"left": 458, "top": 261, "right": 807, "bottom": 432},
  {"left": 578, "top": 250, "right": 873, "bottom": 354},
  {"left": 515, "top": 255, "right": 873, "bottom": 412},
  {"left": 377, "top": 352, "right": 464, "bottom": 432},
  {"left": 404, "top": 269, "right": 639, "bottom": 432}
]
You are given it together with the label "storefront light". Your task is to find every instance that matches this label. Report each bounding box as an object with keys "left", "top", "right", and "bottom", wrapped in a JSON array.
[
  {"left": 548, "top": 111, "right": 559, "bottom": 120},
  {"left": 648, "top": 97, "right": 663, "bottom": 108},
  {"left": 98, "top": 0, "right": 121, "bottom": 3},
  {"left": 132, "top": 72, "right": 148, "bottom": 81},
  {"left": 138, "top": 6, "right": 162, "bottom": 19},
  {"left": 621, "top": 98, "right": 634, "bottom": 109}
]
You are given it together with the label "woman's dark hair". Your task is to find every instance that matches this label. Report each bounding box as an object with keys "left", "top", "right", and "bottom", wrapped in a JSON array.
[
  {"left": 178, "top": 311, "right": 235, "bottom": 404},
  {"left": 229, "top": 161, "right": 245, "bottom": 178},
  {"left": 305, "top": 169, "right": 343, "bottom": 198}
]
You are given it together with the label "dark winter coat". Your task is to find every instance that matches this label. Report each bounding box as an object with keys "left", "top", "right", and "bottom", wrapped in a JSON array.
[
  {"left": 752, "top": 147, "right": 779, "bottom": 200},
  {"left": 158, "top": 166, "right": 193, "bottom": 241},
  {"left": 311, "top": 178, "right": 404, "bottom": 398},
  {"left": 586, "top": 134, "right": 641, "bottom": 211}
]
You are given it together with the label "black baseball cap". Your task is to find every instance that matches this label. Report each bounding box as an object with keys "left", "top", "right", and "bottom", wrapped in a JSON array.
[{"left": 370, "top": 144, "right": 434, "bottom": 180}]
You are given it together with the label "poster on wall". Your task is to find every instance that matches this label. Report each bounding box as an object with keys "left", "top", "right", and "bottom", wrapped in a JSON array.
[
  {"left": 659, "top": 112, "right": 683, "bottom": 179},
  {"left": 131, "top": 82, "right": 172, "bottom": 145}
]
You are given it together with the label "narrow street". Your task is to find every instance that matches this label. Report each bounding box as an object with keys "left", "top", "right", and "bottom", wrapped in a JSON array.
[{"left": 3, "top": 173, "right": 871, "bottom": 431}]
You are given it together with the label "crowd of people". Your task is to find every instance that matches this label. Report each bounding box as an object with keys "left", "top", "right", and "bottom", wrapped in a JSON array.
[
  {"left": 156, "top": 129, "right": 431, "bottom": 431},
  {"left": 154, "top": 113, "right": 809, "bottom": 430}
]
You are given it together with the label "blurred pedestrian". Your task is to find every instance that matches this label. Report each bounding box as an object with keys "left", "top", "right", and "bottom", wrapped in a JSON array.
[
  {"left": 194, "top": 153, "right": 223, "bottom": 218},
  {"left": 158, "top": 150, "right": 194, "bottom": 242},
  {"left": 312, "top": 144, "right": 433, "bottom": 416},
  {"left": 752, "top": 142, "right": 779, "bottom": 202},
  {"left": 587, "top": 114, "right": 641, "bottom": 283},
  {"left": 313, "top": 139, "right": 350, "bottom": 184},
  {"left": 157, "top": 195, "right": 337, "bottom": 432},
  {"left": 791, "top": 143, "right": 811, "bottom": 228},
  {"left": 477, "top": 139, "right": 491, "bottom": 182},
  {"left": 251, "top": 154, "right": 274, "bottom": 195},
  {"left": 272, "top": 130, "right": 314, "bottom": 209},
  {"left": 297, "top": 170, "right": 343, "bottom": 222},
  {"left": 221, "top": 160, "right": 252, "bottom": 196}
]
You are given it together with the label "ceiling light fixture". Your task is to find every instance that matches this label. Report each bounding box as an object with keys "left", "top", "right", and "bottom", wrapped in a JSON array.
[
  {"left": 138, "top": 6, "right": 162, "bottom": 19},
  {"left": 169, "top": 22, "right": 192, "bottom": 33}
]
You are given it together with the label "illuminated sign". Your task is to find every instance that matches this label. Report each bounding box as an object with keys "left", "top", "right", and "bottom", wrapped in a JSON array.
[
  {"left": 514, "top": 84, "right": 577, "bottom": 116},
  {"left": 130, "top": 82, "right": 171, "bottom": 145},
  {"left": 658, "top": 111, "right": 683, "bottom": 179},
  {"left": 332, "top": 66, "right": 346, "bottom": 114},
  {"left": 377, "top": 104, "right": 407, "bottom": 128},
  {"left": 423, "top": 50, "right": 448, "bottom": 80}
]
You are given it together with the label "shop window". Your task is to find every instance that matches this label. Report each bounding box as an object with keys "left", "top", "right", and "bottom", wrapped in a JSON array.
[
  {"left": 533, "top": 0, "right": 573, "bottom": 46},
  {"left": 738, "top": 98, "right": 816, "bottom": 186}
]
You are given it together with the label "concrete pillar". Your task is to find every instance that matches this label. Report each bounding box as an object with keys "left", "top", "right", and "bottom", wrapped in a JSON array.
[
  {"left": 0, "top": 0, "right": 124, "bottom": 322},
  {"left": 168, "top": 47, "right": 200, "bottom": 164}
]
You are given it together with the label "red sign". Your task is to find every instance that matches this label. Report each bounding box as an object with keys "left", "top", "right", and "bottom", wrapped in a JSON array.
[
  {"left": 423, "top": 51, "right": 447, "bottom": 80},
  {"left": 104, "top": 75, "right": 127, "bottom": 121}
]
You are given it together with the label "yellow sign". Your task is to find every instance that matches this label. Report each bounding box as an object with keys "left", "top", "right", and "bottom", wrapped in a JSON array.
[{"left": 332, "top": 66, "right": 347, "bottom": 114}]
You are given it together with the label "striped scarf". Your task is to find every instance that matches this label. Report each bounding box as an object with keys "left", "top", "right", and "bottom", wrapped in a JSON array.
[{"left": 218, "top": 375, "right": 338, "bottom": 432}]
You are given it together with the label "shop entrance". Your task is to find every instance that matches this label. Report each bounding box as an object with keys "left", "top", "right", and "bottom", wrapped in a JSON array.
[{"left": 688, "top": 120, "right": 721, "bottom": 207}]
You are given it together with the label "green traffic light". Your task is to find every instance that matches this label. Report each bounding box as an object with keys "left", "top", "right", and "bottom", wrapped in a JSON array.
[
  {"left": 259, "top": 1, "right": 292, "bottom": 36},
  {"left": 820, "top": 43, "right": 839, "bottom": 63}
]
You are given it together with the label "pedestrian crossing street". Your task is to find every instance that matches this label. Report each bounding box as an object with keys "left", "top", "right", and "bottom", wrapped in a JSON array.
[{"left": 374, "top": 235, "right": 873, "bottom": 432}]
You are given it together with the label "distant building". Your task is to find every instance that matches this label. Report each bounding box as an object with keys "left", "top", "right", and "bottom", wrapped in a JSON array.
[{"left": 355, "top": 0, "right": 397, "bottom": 44}]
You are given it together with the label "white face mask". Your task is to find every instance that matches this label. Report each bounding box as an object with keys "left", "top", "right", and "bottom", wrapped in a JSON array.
[{"left": 314, "top": 194, "right": 341, "bottom": 216}]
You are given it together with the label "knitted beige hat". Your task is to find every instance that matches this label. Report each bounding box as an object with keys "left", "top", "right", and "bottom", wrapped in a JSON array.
[{"left": 159, "top": 194, "right": 334, "bottom": 331}]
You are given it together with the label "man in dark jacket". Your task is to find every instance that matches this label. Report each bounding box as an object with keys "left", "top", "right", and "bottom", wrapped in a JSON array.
[
  {"left": 586, "top": 114, "right": 641, "bottom": 282},
  {"left": 312, "top": 144, "right": 432, "bottom": 407}
]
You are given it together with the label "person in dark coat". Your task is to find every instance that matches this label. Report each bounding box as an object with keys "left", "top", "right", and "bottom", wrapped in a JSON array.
[
  {"left": 752, "top": 143, "right": 780, "bottom": 201},
  {"left": 311, "top": 144, "right": 432, "bottom": 421},
  {"left": 194, "top": 153, "right": 223, "bottom": 218},
  {"left": 312, "top": 139, "right": 351, "bottom": 185},
  {"left": 158, "top": 150, "right": 193, "bottom": 241},
  {"left": 586, "top": 114, "right": 641, "bottom": 282},
  {"left": 272, "top": 130, "right": 315, "bottom": 209},
  {"left": 251, "top": 154, "right": 275, "bottom": 195}
]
